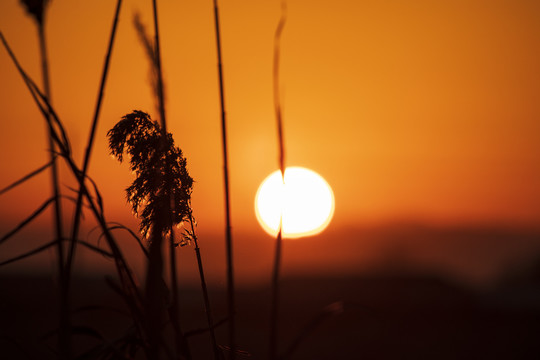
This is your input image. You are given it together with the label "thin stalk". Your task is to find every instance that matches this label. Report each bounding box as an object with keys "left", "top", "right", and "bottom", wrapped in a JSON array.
[
  {"left": 57, "top": 3, "right": 123, "bottom": 359},
  {"left": 168, "top": 216, "right": 190, "bottom": 360},
  {"left": 1, "top": 30, "right": 70, "bottom": 155},
  {"left": 2, "top": 30, "right": 145, "bottom": 331},
  {"left": 0, "top": 240, "right": 57, "bottom": 267},
  {"left": 194, "top": 244, "right": 221, "bottom": 359},
  {"left": 188, "top": 206, "right": 221, "bottom": 360},
  {"left": 3, "top": 30, "right": 147, "bottom": 349},
  {"left": 168, "top": 227, "right": 191, "bottom": 360},
  {"left": 152, "top": 0, "right": 167, "bottom": 133},
  {"left": 37, "top": 8, "right": 62, "bottom": 252},
  {"left": 66, "top": 0, "right": 123, "bottom": 297},
  {"left": 151, "top": 1, "right": 190, "bottom": 358},
  {"left": 0, "top": 159, "right": 53, "bottom": 196},
  {"left": 142, "top": 1, "right": 167, "bottom": 357},
  {"left": 37, "top": 17, "right": 70, "bottom": 360},
  {"left": 274, "top": 10, "right": 286, "bottom": 174},
  {"left": 269, "top": 229, "right": 283, "bottom": 360},
  {"left": 211, "top": 1, "right": 235, "bottom": 358},
  {"left": 0, "top": 197, "right": 55, "bottom": 245},
  {"left": 270, "top": 2, "right": 287, "bottom": 359},
  {"left": 146, "top": 225, "right": 166, "bottom": 360}
]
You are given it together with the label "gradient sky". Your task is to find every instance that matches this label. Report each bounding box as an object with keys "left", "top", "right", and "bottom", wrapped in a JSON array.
[{"left": 1, "top": 0, "right": 540, "bottom": 284}]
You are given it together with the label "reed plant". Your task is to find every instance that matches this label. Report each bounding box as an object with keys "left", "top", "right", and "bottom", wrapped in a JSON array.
[
  {"left": 1, "top": 26, "right": 145, "bottom": 359},
  {"left": 130, "top": 2, "right": 221, "bottom": 357},
  {"left": 19, "top": 0, "right": 69, "bottom": 357},
  {"left": 0, "top": 1, "right": 344, "bottom": 359},
  {"left": 2, "top": 0, "right": 150, "bottom": 357}
]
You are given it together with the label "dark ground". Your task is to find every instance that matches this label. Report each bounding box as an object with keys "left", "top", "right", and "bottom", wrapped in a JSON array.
[{"left": 2, "top": 272, "right": 540, "bottom": 359}]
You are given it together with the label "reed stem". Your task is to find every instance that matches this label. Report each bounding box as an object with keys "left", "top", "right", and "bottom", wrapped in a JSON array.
[
  {"left": 2, "top": 31, "right": 145, "bottom": 351},
  {"left": 188, "top": 206, "right": 221, "bottom": 360},
  {"left": 270, "top": 2, "right": 287, "bottom": 359},
  {"left": 269, "top": 229, "right": 283, "bottom": 360},
  {"left": 211, "top": 1, "right": 236, "bottom": 358},
  {"left": 66, "top": 0, "right": 123, "bottom": 294},
  {"left": 151, "top": 1, "right": 190, "bottom": 358},
  {"left": 62, "top": 2, "right": 122, "bottom": 357},
  {"left": 37, "top": 17, "right": 70, "bottom": 360}
]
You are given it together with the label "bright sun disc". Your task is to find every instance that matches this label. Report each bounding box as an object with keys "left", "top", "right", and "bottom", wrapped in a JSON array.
[{"left": 255, "top": 167, "right": 335, "bottom": 238}]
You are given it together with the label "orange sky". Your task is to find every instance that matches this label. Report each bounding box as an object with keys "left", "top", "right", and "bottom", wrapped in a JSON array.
[{"left": 1, "top": 0, "right": 540, "bottom": 285}]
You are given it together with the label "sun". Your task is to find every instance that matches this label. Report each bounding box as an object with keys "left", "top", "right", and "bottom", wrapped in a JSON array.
[{"left": 255, "top": 167, "right": 335, "bottom": 238}]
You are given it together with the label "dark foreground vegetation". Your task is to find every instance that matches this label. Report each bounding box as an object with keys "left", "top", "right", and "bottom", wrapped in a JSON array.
[{"left": 2, "top": 273, "right": 540, "bottom": 360}]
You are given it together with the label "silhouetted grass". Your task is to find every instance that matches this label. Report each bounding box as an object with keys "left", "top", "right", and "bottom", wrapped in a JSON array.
[
  {"left": 1, "top": 25, "right": 144, "bottom": 360},
  {"left": 0, "top": 1, "right": 345, "bottom": 359},
  {"left": 211, "top": 1, "right": 236, "bottom": 358},
  {"left": 19, "top": 0, "right": 69, "bottom": 356},
  {"left": 270, "top": 1, "right": 287, "bottom": 359},
  {"left": 0, "top": 157, "right": 53, "bottom": 196},
  {"left": 66, "top": 0, "right": 123, "bottom": 316}
]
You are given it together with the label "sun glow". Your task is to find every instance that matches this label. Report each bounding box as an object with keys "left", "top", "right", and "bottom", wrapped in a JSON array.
[{"left": 255, "top": 167, "right": 335, "bottom": 238}]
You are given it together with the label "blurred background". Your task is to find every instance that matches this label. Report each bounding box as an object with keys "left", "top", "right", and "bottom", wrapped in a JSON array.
[{"left": 1, "top": 0, "right": 540, "bottom": 358}]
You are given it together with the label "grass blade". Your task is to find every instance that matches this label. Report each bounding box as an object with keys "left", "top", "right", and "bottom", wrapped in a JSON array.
[
  {"left": 0, "top": 32, "right": 71, "bottom": 157},
  {"left": 0, "top": 159, "right": 53, "bottom": 196},
  {"left": 279, "top": 302, "right": 344, "bottom": 360},
  {"left": 2, "top": 27, "right": 147, "bottom": 358},
  {"left": 106, "top": 223, "right": 149, "bottom": 257},
  {"left": 187, "top": 204, "right": 222, "bottom": 359},
  {"left": 32, "top": 4, "right": 66, "bottom": 298},
  {"left": 77, "top": 240, "right": 114, "bottom": 258},
  {"left": 0, "top": 240, "right": 56, "bottom": 267},
  {"left": 66, "top": 0, "right": 123, "bottom": 294},
  {"left": 0, "top": 197, "right": 54, "bottom": 245}
]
